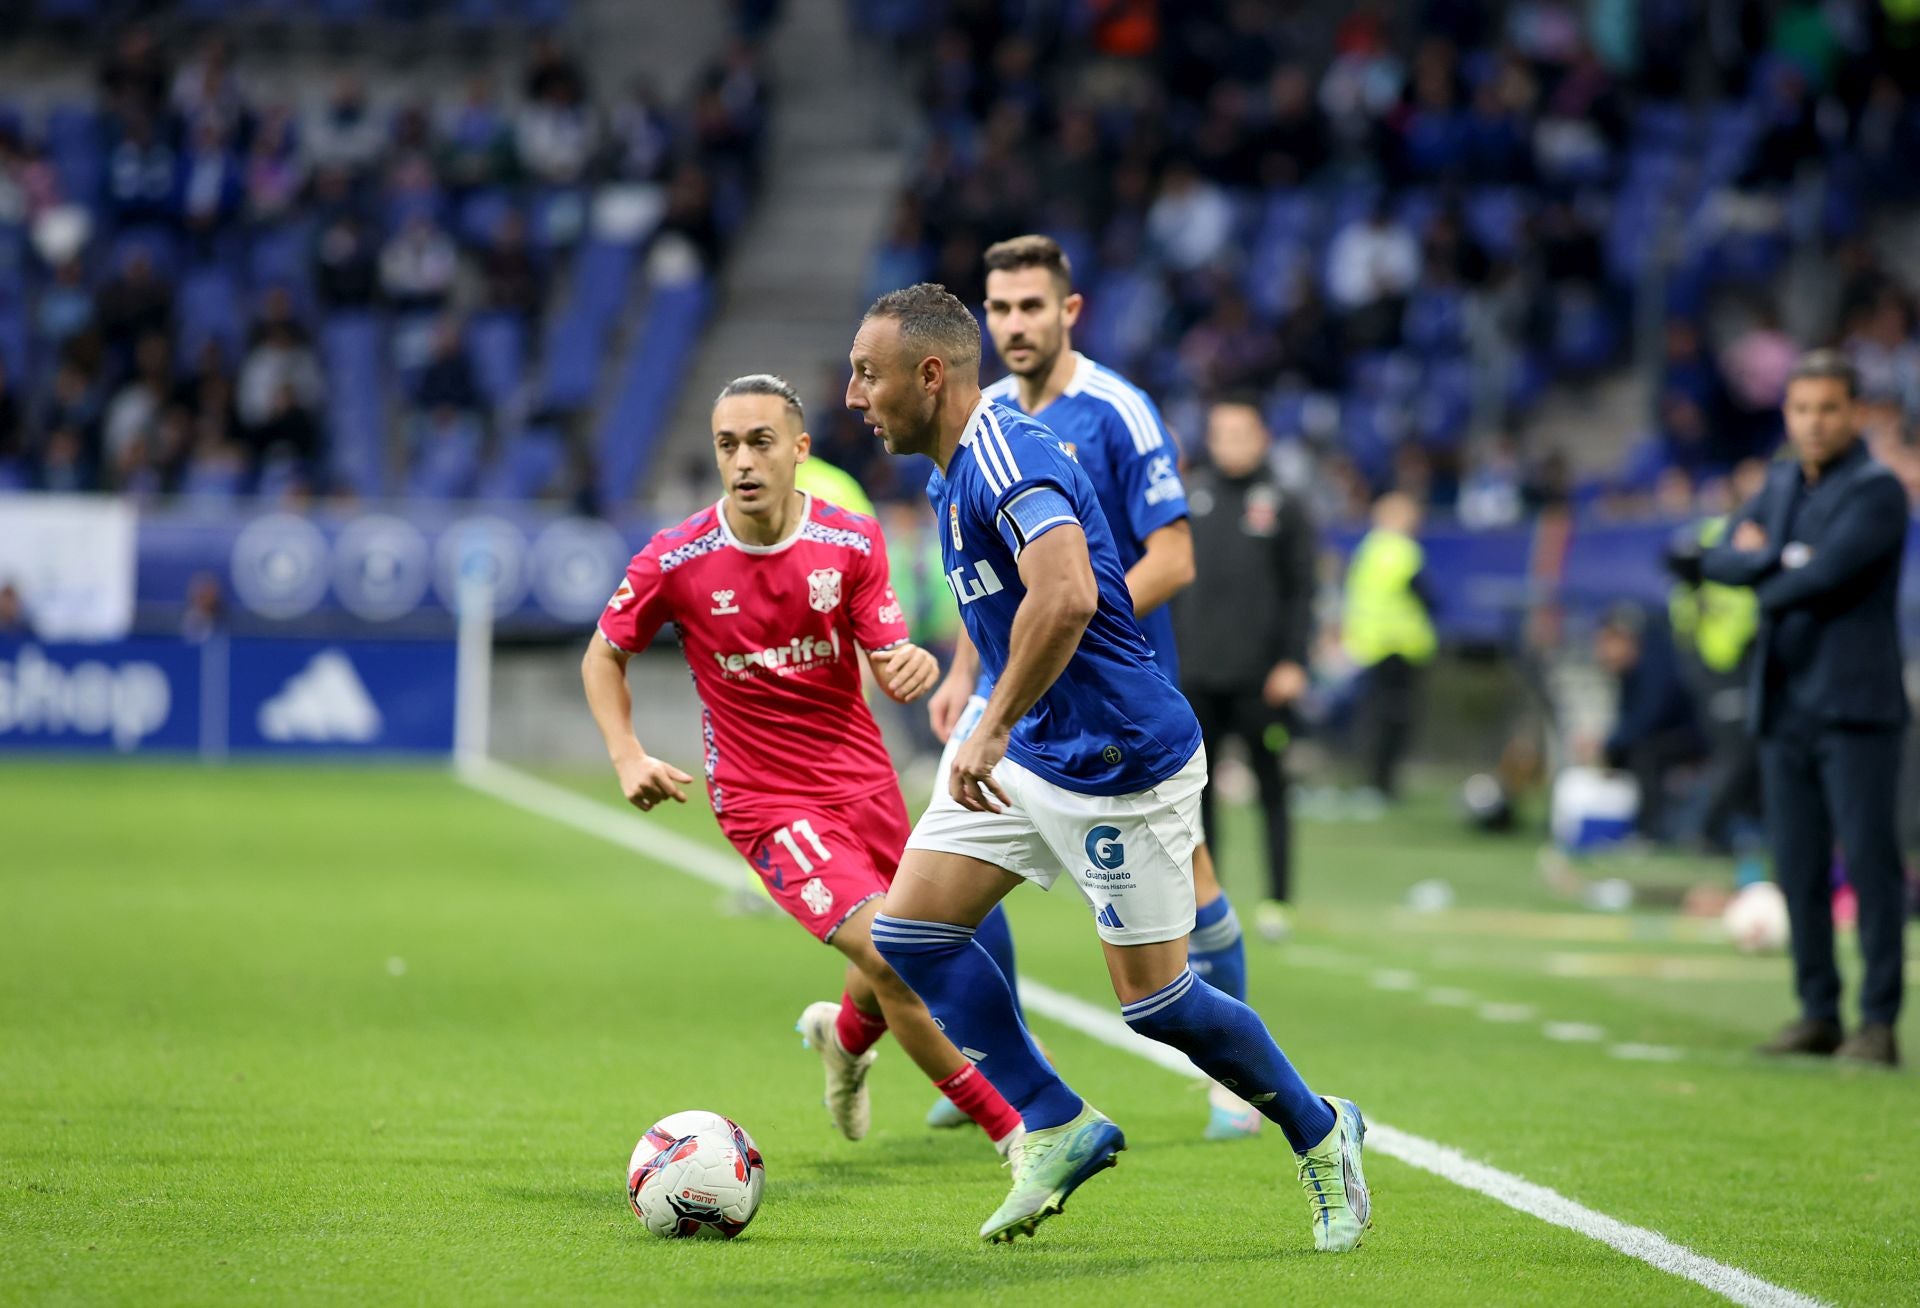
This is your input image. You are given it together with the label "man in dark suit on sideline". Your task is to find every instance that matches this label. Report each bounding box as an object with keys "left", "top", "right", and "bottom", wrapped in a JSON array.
[{"left": 1703, "top": 350, "right": 1912, "bottom": 1067}]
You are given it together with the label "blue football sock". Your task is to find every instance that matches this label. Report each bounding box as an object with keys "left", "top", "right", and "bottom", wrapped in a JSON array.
[
  {"left": 1122, "top": 968, "right": 1335, "bottom": 1151},
  {"left": 972, "top": 904, "right": 1025, "bottom": 1019},
  {"left": 1187, "top": 892, "right": 1246, "bottom": 1002},
  {"left": 871, "top": 914, "right": 1082, "bottom": 1130}
]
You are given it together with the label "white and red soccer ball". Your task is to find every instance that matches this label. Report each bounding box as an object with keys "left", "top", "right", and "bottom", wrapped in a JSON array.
[
  {"left": 1722, "top": 881, "right": 1790, "bottom": 954},
  {"left": 627, "top": 1110, "right": 765, "bottom": 1239}
]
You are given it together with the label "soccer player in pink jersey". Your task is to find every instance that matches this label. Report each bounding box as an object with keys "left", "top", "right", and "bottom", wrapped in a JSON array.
[{"left": 582, "top": 374, "right": 1023, "bottom": 1155}]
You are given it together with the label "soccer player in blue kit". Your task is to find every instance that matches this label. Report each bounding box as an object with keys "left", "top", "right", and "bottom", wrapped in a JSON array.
[
  {"left": 924, "top": 234, "right": 1265, "bottom": 1141},
  {"left": 845, "top": 283, "right": 1370, "bottom": 1250}
]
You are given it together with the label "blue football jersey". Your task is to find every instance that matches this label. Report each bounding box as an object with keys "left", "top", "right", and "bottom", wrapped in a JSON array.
[
  {"left": 983, "top": 352, "right": 1190, "bottom": 683},
  {"left": 929, "top": 398, "right": 1201, "bottom": 796}
]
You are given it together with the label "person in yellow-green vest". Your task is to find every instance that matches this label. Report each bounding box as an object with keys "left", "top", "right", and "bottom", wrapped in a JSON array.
[
  {"left": 1666, "top": 515, "right": 1762, "bottom": 854},
  {"left": 1342, "top": 491, "right": 1436, "bottom": 800},
  {"left": 794, "top": 455, "right": 877, "bottom": 518}
]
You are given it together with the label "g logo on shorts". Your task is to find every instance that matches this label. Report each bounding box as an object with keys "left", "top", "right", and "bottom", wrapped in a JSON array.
[{"left": 1085, "top": 824, "right": 1126, "bottom": 870}]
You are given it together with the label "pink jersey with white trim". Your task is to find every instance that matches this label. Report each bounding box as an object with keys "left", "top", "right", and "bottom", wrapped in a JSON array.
[{"left": 598, "top": 495, "right": 909, "bottom": 815}]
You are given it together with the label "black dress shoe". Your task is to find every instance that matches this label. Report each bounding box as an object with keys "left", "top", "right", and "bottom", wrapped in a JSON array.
[
  {"left": 1757, "top": 1018, "right": 1844, "bottom": 1056},
  {"left": 1835, "top": 1023, "right": 1901, "bottom": 1068}
]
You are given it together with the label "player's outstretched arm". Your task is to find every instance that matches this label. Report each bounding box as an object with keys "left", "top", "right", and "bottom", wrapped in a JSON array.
[
  {"left": 1124, "top": 519, "right": 1196, "bottom": 617},
  {"left": 581, "top": 636, "right": 694, "bottom": 812},
  {"left": 867, "top": 641, "right": 941, "bottom": 704},
  {"left": 950, "top": 525, "right": 1098, "bottom": 812},
  {"left": 926, "top": 627, "right": 980, "bottom": 741}
]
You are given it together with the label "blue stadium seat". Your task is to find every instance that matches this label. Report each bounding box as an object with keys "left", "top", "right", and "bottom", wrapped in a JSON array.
[
  {"left": 1464, "top": 187, "right": 1527, "bottom": 260},
  {"left": 538, "top": 313, "right": 603, "bottom": 411},
  {"left": 594, "top": 276, "right": 710, "bottom": 507},
  {"left": 1551, "top": 284, "right": 1619, "bottom": 372},
  {"left": 1633, "top": 103, "right": 1697, "bottom": 153},
  {"left": 43, "top": 106, "right": 102, "bottom": 208},
  {"left": 1402, "top": 286, "right": 1467, "bottom": 356},
  {"left": 409, "top": 414, "right": 483, "bottom": 500},
  {"left": 246, "top": 222, "right": 315, "bottom": 304},
  {"left": 1257, "top": 190, "right": 1321, "bottom": 245},
  {"left": 321, "top": 312, "right": 387, "bottom": 498},
  {"left": 0, "top": 225, "right": 27, "bottom": 306},
  {"left": 457, "top": 190, "right": 514, "bottom": 247},
  {"left": 176, "top": 267, "right": 246, "bottom": 370},
  {"left": 480, "top": 424, "right": 565, "bottom": 499},
  {"left": 469, "top": 311, "right": 525, "bottom": 409},
  {"left": 1415, "top": 357, "right": 1473, "bottom": 447},
  {"left": 0, "top": 305, "right": 29, "bottom": 383}
]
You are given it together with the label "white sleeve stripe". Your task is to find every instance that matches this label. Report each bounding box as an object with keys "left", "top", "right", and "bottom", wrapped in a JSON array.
[
  {"left": 1088, "top": 373, "right": 1164, "bottom": 454},
  {"left": 1086, "top": 372, "right": 1163, "bottom": 454},
  {"left": 971, "top": 421, "right": 1012, "bottom": 492},
  {"left": 983, "top": 407, "right": 1024, "bottom": 480}
]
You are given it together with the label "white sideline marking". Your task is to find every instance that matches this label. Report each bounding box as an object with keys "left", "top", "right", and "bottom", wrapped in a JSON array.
[
  {"left": 1544, "top": 1021, "right": 1608, "bottom": 1043},
  {"left": 457, "top": 757, "right": 1827, "bottom": 1308},
  {"left": 1611, "top": 1043, "right": 1686, "bottom": 1063}
]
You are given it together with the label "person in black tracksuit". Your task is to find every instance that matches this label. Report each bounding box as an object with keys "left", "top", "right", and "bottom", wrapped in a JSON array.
[
  {"left": 1174, "top": 400, "right": 1317, "bottom": 918},
  {"left": 1701, "top": 351, "right": 1912, "bottom": 1068}
]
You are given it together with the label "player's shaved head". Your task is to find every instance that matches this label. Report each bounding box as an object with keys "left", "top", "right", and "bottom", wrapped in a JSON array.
[
  {"left": 849, "top": 283, "right": 985, "bottom": 463},
  {"left": 863, "top": 283, "right": 981, "bottom": 372}
]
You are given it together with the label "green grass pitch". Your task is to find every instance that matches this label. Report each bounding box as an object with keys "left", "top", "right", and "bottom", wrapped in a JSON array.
[{"left": 3, "top": 760, "right": 1915, "bottom": 1305}]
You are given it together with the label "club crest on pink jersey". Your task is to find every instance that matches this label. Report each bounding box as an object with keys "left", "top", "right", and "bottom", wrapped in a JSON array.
[
  {"left": 807, "top": 568, "right": 843, "bottom": 613},
  {"left": 800, "top": 877, "right": 834, "bottom": 916}
]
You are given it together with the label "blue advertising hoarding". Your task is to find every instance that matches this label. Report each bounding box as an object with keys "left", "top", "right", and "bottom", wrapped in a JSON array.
[{"left": 0, "top": 635, "right": 455, "bottom": 756}]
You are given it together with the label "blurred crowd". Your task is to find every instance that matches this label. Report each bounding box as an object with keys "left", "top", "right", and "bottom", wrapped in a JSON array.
[
  {"left": 0, "top": 16, "right": 768, "bottom": 501},
  {"left": 849, "top": 0, "right": 1920, "bottom": 527}
]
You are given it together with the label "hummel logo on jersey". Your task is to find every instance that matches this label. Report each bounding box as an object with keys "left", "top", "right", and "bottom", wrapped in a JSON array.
[
  {"left": 946, "top": 559, "right": 1005, "bottom": 606},
  {"left": 257, "top": 650, "right": 382, "bottom": 743},
  {"left": 1094, "top": 903, "right": 1126, "bottom": 930},
  {"left": 710, "top": 589, "right": 740, "bottom": 615},
  {"left": 806, "top": 568, "right": 843, "bottom": 613}
]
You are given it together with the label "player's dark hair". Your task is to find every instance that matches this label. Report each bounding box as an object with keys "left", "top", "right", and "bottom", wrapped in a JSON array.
[
  {"left": 983, "top": 234, "right": 1073, "bottom": 295},
  {"left": 715, "top": 373, "right": 804, "bottom": 422},
  {"left": 1207, "top": 389, "right": 1267, "bottom": 417},
  {"left": 863, "top": 283, "right": 982, "bottom": 370},
  {"left": 1788, "top": 349, "right": 1859, "bottom": 398}
]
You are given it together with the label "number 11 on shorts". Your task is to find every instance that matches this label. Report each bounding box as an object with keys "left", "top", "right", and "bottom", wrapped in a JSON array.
[{"left": 771, "top": 819, "right": 833, "bottom": 874}]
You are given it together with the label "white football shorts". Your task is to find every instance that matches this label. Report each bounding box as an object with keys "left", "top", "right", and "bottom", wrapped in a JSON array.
[{"left": 919, "top": 694, "right": 1205, "bottom": 947}]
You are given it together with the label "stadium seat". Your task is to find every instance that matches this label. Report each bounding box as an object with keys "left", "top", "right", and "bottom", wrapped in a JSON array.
[
  {"left": 480, "top": 424, "right": 566, "bottom": 499},
  {"left": 409, "top": 414, "right": 484, "bottom": 500},
  {"left": 176, "top": 268, "right": 247, "bottom": 371},
  {"left": 593, "top": 276, "right": 710, "bottom": 508},
  {"left": 321, "top": 312, "right": 387, "bottom": 498},
  {"left": 469, "top": 311, "right": 526, "bottom": 409}
]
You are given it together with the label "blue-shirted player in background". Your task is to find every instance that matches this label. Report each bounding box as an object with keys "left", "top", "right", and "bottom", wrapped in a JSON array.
[
  {"left": 925, "top": 234, "right": 1263, "bottom": 1141},
  {"left": 846, "top": 283, "right": 1369, "bottom": 1250}
]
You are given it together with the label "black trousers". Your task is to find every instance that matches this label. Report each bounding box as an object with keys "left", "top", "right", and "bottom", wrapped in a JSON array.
[
  {"left": 1362, "top": 655, "right": 1421, "bottom": 798},
  {"left": 1185, "top": 685, "right": 1293, "bottom": 904},
  {"left": 1759, "top": 723, "right": 1907, "bottom": 1026},
  {"left": 1609, "top": 727, "right": 1706, "bottom": 841}
]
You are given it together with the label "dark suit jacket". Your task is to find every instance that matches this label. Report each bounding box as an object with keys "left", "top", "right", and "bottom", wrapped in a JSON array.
[{"left": 1701, "top": 442, "right": 1911, "bottom": 736}]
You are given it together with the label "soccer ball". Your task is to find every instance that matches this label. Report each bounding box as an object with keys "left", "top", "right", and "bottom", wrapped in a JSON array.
[
  {"left": 1722, "top": 881, "right": 1790, "bottom": 954},
  {"left": 627, "top": 1111, "right": 765, "bottom": 1239}
]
